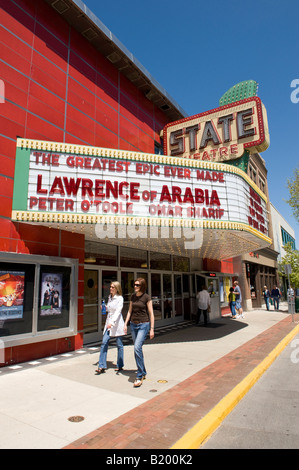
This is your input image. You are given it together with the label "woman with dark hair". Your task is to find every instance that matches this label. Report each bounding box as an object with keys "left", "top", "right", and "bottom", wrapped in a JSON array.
[{"left": 124, "top": 278, "right": 154, "bottom": 387}]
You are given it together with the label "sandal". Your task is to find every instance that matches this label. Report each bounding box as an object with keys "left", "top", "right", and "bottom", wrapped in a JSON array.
[
  {"left": 95, "top": 368, "right": 105, "bottom": 374},
  {"left": 114, "top": 367, "right": 123, "bottom": 371},
  {"left": 133, "top": 378, "right": 143, "bottom": 387}
]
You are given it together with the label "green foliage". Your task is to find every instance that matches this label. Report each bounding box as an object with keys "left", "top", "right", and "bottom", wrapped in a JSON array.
[
  {"left": 280, "top": 243, "right": 299, "bottom": 288},
  {"left": 286, "top": 167, "right": 299, "bottom": 223}
]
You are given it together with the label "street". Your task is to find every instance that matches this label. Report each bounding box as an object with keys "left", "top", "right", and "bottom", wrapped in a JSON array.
[{"left": 201, "top": 330, "right": 299, "bottom": 449}]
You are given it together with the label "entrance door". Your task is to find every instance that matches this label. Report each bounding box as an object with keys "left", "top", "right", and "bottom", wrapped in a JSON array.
[
  {"left": 101, "top": 270, "right": 118, "bottom": 330},
  {"left": 183, "top": 274, "right": 190, "bottom": 320},
  {"left": 121, "top": 271, "right": 135, "bottom": 317},
  {"left": 151, "top": 273, "right": 162, "bottom": 320},
  {"left": 84, "top": 269, "right": 100, "bottom": 344},
  {"left": 83, "top": 268, "right": 117, "bottom": 345},
  {"left": 163, "top": 274, "right": 173, "bottom": 319},
  {"left": 250, "top": 264, "right": 261, "bottom": 308},
  {"left": 174, "top": 274, "right": 183, "bottom": 316}
]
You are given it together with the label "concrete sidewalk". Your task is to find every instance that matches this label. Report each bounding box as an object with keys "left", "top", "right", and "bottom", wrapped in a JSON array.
[{"left": 0, "top": 303, "right": 298, "bottom": 449}]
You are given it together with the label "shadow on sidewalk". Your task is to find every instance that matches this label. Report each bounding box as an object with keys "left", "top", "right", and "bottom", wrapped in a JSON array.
[{"left": 103, "top": 317, "right": 248, "bottom": 348}]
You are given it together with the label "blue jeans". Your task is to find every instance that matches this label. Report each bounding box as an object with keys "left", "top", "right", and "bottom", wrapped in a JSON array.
[
  {"left": 98, "top": 329, "right": 124, "bottom": 369},
  {"left": 130, "top": 321, "right": 150, "bottom": 379},
  {"left": 230, "top": 301, "right": 236, "bottom": 316},
  {"left": 273, "top": 297, "right": 279, "bottom": 310},
  {"left": 265, "top": 297, "right": 270, "bottom": 310}
]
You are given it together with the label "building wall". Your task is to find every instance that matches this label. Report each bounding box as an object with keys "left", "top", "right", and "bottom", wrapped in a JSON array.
[
  {"left": 270, "top": 203, "right": 296, "bottom": 261},
  {"left": 0, "top": 0, "right": 171, "bottom": 364}
]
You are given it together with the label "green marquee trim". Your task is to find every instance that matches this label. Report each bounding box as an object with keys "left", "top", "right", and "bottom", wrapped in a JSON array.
[{"left": 12, "top": 147, "right": 30, "bottom": 211}]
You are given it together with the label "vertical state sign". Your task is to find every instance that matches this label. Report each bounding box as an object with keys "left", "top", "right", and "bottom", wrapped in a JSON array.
[
  {"left": 163, "top": 97, "right": 269, "bottom": 162},
  {"left": 12, "top": 139, "right": 270, "bottom": 243}
]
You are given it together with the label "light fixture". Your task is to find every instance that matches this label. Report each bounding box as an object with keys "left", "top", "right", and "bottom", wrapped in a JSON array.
[
  {"left": 84, "top": 255, "right": 96, "bottom": 263},
  {"left": 84, "top": 242, "right": 96, "bottom": 263}
]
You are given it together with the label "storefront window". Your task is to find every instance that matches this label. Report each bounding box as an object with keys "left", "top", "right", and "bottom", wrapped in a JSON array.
[
  {"left": 173, "top": 256, "right": 190, "bottom": 272},
  {"left": 0, "top": 262, "right": 35, "bottom": 337},
  {"left": 120, "top": 247, "right": 148, "bottom": 268},
  {"left": 85, "top": 242, "right": 117, "bottom": 266},
  {"left": 149, "top": 252, "right": 171, "bottom": 270},
  {"left": 37, "top": 265, "right": 72, "bottom": 332}
]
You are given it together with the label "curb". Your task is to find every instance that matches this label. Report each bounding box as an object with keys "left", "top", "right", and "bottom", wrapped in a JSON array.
[{"left": 171, "top": 323, "right": 299, "bottom": 449}]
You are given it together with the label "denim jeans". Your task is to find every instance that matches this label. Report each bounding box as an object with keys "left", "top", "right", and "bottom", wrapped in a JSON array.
[
  {"left": 130, "top": 321, "right": 150, "bottom": 379},
  {"left": 273, "top": 296, "right": 279, "bottom": 310},
  {"left": 229, "top": 301, "right": 236, "bottom": 316},
  {"left": 98, "top": 329, "right": 124, "bottom": 369},
  {"left": 265, "top": 297, "right": 270, "bottom": 310}
]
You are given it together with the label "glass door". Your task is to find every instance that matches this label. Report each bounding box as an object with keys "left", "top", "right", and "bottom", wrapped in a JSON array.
[
  {"left": 84, "top": 269, "right": 99, "bottom": 344},
  {"left": 83, "top": 268, "right": 117, "bottom": 344},
  {"left": 174, "top": 274, "right": 183, "bottom": 316},
  {"left": 163, "top": 274, "right": 173, "bottom": 318},
  {"left": 151, "top": 273, "right": 162, "bottom": 320},
  {"left": 101, "top": 270, "right": 117, "bottom": 329},
  {"left": 121, "top": 271, "right": 135, "bottom": 317},
  {"left": 183, "top": 274, "right": 191, "bottom": 320}
]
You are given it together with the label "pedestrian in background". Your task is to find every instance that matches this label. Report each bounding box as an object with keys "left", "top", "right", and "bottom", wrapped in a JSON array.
[
  {"left": 228, "top": 287, "right": 237, "bottom": 318},
  {"left": 263, "top": 285, "right": 270, "bottom": 311},
  {"left": 271, "top": 286, "right": 281, "bottom": 310},
  {"left": 196, "top": 285, "right": 210, "bottom": 325},
  {"left": 124, "top": 278, "right": 154, "bottom": 388},
  {"left": 96, "top": 281, "right": 125, "bottom": 374},
  {"left": 233, "top": 280, "right": 244, "bottom": 318}
]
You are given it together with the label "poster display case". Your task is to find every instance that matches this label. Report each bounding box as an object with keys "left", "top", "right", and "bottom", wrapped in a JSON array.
[{"left": 0, "top": 253, "right": 78, "bottom": 347}]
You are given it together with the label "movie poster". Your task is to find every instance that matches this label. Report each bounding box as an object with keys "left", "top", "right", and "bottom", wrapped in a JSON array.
[
  {"left": 40, "top": 273, "right": 63, "bottom": 316},
  {"left": 0, "top": 271, "right": 25, "bottom": 320}
]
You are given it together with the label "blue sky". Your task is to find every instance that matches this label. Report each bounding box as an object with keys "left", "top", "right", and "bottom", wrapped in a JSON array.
[{"left": 86, "top": 0, "right": 299, "bottom": 245}]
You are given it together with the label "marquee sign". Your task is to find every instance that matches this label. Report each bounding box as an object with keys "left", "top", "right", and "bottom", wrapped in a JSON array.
[
  {"left": 12, "top": 139, "right": 271, "bottom": 247},
  {"left": 163, "top": 97, "right": 269, "bottom": 162}
]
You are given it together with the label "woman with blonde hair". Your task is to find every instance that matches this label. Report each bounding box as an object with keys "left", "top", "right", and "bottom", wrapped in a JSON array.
[
  {"left": 124, "top": 278, "right": 154, "bottom": 387},
  {"left": 96, "top": 281, "right": 125, "bottom": 374}
]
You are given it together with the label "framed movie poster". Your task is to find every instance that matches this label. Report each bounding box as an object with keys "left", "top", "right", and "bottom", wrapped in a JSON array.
[
  {"left": 0, "top": 271, "right": 25, "bottom": 320},
  {"left": 40, "top": 272, "right": 63, "bottom": 316},
  {"left": 38, "top": 265, "right": 71, "bottom": 331}
]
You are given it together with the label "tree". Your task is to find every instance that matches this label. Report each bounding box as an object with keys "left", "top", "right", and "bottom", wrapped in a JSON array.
[
  {"left": 280, "top": 243, "right": 299, "bottom": 289},
  {"left": 286, "top": 167, "right": 299, "bottom": 222}
]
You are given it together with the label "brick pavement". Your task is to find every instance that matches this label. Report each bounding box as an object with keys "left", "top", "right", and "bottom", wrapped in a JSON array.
[{"left": 65, "top": 315, "right": 297, "bottom": 449}]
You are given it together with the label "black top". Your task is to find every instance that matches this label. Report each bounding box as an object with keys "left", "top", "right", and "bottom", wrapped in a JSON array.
[{"left": 130, "top": 292, "right": 151, "bottom": 322}]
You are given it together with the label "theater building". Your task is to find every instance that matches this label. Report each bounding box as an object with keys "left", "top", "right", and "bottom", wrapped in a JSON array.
[{"left": 1, "top": 0, "right": 273, "bottom": 364}]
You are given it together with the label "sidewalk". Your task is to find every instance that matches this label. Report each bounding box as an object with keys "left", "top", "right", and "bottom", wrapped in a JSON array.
[{"left": 0, "top": 303, "right": 298, "bottom": 449}]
